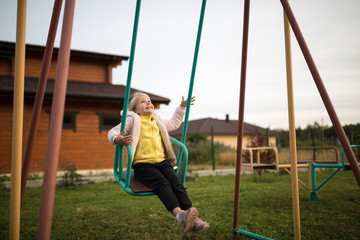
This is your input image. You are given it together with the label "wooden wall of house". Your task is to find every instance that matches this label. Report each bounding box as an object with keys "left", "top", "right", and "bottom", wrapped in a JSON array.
[
  {"left": 0, "top": 58, "right": 12, "bottom": 76},
  {"left": 0, "top": 54, "right": 110, "bottom": 83},
  {"left": 0, "top": 97, "right": 126, "bottom": 173},
  {"left": 0, "top": 97, "right": 13, "bottom": 173},
  {"left": 27, "top": 56, "right": 109, "bottom": 83},
  {"left": 58, "top": 100, "right": 122, "bottom": 170}
]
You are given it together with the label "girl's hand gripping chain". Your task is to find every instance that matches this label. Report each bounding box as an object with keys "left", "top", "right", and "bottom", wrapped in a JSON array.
[{"left": 114, "top": 130, "right": 133, "bottom": 145}]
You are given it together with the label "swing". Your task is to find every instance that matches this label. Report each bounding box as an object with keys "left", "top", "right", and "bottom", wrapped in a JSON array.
[{"left": 113, "top": 0, "right": 207, "bottom": 196}]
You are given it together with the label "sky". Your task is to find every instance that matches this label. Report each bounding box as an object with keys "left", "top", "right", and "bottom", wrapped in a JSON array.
[{"left": 1, "top": 0, "right": 359, "bottom": 130}]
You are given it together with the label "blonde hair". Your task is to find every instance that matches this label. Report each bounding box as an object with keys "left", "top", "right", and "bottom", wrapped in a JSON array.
[{"left": 128, "top": 92, "right": 149, "bottom": 111}]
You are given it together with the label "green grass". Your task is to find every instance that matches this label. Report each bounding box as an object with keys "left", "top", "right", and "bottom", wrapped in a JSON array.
[{"left": 1, "top": 170, "right": 359, "bottom": 239}]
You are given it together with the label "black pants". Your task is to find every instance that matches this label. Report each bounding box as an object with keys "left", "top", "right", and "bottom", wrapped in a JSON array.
[{"left": 133, "top": 160, "right": 192, "bottom": 212}]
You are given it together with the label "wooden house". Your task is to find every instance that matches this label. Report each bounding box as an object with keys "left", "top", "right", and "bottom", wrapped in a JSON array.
[
  {"left": 169, "top": 114, "right": 278, "bottom": 149},
  {"left": 0, "top": 41, "right": 170, "bottom": 173}
]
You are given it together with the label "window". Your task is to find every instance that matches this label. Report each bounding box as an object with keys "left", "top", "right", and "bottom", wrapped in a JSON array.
[
  {"left": 96, "top": 113, "right": 121, "bottom": 133},
  {"left": 62, "top": 112, "right": 78, "bottom": 131},
  {"left": 46, "top": 111, "right": 79, "bottom": 132}
]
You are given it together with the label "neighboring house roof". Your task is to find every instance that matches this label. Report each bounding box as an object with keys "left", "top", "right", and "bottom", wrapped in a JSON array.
[
  {"left": 0, "top": 76, "right": 170, "bottom": 105},
  {"left": 169, "top": 116, "right": 277, "bottom": 136}
]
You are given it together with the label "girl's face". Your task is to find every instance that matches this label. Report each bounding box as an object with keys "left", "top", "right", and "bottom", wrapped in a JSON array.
[{"left": 134, "top": 94, "right": 154, "bottom": 116}]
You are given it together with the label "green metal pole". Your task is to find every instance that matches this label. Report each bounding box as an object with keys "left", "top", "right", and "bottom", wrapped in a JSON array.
[
  {"left": 309, "top": 163, "right": 343, "bottom": 202},
  {"left": 309, "top": 163, "right": 319, "bottom": 202},
  {"left": 177, "top": 0, "right": 207, "bottom": 166},
  {"left": 117, "top": 0, "right": 142, "bottom": 171},
  {"left": 211, "top": 126, "right": 215, "bottom": 170},
  {"left": 180, "top": 0, "right": 206, "bottom": 144},
  {"left": 311, "top": 164, "right": 317, "bottom": 191},
  {"left": 234, "top": 228, "right": 273, "bottom": 240},
  {"left": 312, "top": 163, "right": 345, "bottom": 168},
  {"left": 311, "top": 128, "right": 316, "bottom": 161},
  {"left": 120, "top": 0, "right": 141, "bottom": 129},
  {"left": 315, "top": 167, "right": 341, "bottom": 191}
]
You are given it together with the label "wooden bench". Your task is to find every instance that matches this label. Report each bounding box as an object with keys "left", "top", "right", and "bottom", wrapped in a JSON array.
[{"left": 241, "top": 147, "right": 279, "bottom": 172}]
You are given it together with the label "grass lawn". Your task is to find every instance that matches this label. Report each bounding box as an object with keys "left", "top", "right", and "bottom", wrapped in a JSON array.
[{"left": 1, "top": 170, "right": 359, "bottom": 239}]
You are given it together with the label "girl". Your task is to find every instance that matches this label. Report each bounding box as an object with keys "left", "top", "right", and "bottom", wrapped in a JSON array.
[{"left": 108, "top": 92, "right": 209, "bottom": 233}]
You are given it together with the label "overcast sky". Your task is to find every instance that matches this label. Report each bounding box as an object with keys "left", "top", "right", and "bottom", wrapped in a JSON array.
[{"left": 1, "top": 0, "right": 359, "bottom": 130}]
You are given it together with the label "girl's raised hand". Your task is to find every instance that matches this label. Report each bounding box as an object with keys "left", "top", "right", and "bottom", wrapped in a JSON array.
[{"left": 180, "top": 96, "right": 195, "bottom": 108}]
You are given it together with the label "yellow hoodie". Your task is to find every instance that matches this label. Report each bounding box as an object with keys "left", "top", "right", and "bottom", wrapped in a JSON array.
[{"left": 133, "top": 115, "right": 165, "bottom": 164}]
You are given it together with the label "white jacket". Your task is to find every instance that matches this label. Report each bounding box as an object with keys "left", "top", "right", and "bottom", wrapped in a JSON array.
[{"left": 108, "top": 106, "right": 186, "bottom": 164}]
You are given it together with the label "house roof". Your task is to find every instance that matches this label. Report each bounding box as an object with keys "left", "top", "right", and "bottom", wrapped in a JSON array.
[
  {"left": 0, "top": 76, "right": 170, "bottom": 105},
  {"left": 169, "top": 117, "right": 277, "bottom": 136},
  {"left": 0, "top": 41, "right": 169, "bottom": 105},
  {"left": 0, "top": 41, "right": 129, "bottom": 63}
]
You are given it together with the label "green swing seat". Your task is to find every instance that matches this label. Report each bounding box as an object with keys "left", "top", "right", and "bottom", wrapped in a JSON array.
[
  {"left": 114, "top": 138, "right": 189, "bottom": 196},
  {"left": 122, "top": 171, "right": 151, "bottom": 193}
]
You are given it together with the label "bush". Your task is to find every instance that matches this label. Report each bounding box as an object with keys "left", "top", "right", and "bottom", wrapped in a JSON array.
[
  {"left": 183, "top": 132, "right": 235, "bottom": 166},
  {"left": 59, "top": 163, "right": 82, "bottom": 187},
  {"left": 0, "top": 167, "right": 6, "bottom": 189},
  {"left": 186, "top": 140, "right": 213, "bottom": 164}
]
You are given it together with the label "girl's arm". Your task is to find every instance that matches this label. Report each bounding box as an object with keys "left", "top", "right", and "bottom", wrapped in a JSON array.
[
  {"left": 163, "top": 96, "right": 195, "bottom": 132},
  {"left": 114, "top": 130, "right": 133, "bottom": 145},
  {"left": 107, "top": 117, "right": 134, "bottom": 145}
]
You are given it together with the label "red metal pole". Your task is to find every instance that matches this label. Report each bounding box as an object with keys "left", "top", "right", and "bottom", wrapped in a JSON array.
[
  {"left": 36, "top": 0, "right": 76, "bottom": 239},
  {"left": 280, "top": 0, "right": 360, "bottom": 187},
  {"left": 233, "top": 0, "right": 250, "bottom": 230},
  {"left": 21, "top": 0, "right": 63, "bottom": 207}
]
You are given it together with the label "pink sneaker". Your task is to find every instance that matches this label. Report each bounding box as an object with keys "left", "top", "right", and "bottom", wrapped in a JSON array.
[
  {"left": 191, "top": 218, "right": 210, "bottom": 233},
  {"left": 176, "top": 207, "right": 198, "bottom": 233}
]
